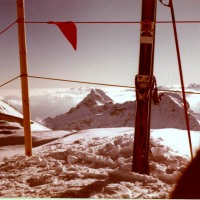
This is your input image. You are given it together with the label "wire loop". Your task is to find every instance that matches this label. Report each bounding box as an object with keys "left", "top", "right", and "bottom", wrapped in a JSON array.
[{"left": 159, "top": 0, "right": 171, "bottom": 7}]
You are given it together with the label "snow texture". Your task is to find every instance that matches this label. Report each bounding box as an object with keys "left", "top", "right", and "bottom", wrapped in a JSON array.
[{"left": 0, "top": 128, "right": 190, "bottom": 198}]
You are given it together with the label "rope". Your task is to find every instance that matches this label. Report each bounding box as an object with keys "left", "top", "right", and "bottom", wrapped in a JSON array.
[
  {"left": 0, "top": 76, "right": 20, "bottom": 88},
  {"left": 159, "top": 0, "right": 170, "bottom": 6},
  {"left": 26, "top": 21, "right": 140, "bottom": 24},
  {"left": 1, "top": 14, "right": 200, "bottom": 37},
  {"left": 160, "top": 0, "right": 193, "bottom": 159},
  {"left": 1, "top": 74, "right": 200, "bottom": 96},
  {"left": 28, "top": 75, "right": 135, "bottom": 89},
  {"left": 0, "top": 20, "right": 17, "bottom": 35},
  {"left": 0, "top": 19, "right": 199, "bottom": 39},
  {"left": 28, "top": 75, "right": 200, "bottom": 95},
  {"left": 24, "top": 20, "right": 200, "bottom": 24}
]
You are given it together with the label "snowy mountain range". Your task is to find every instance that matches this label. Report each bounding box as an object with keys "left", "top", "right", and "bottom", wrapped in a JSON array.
[{"left": 44, "top": 89, "right": 200, "bottom": 131}]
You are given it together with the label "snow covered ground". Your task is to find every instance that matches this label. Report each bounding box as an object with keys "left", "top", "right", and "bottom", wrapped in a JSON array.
[
  {"left": 0, "top": 86, "right": 200, "bottom": 198},
  {"left": 0, "top": 127, "right": 199, "bottom": 198}
]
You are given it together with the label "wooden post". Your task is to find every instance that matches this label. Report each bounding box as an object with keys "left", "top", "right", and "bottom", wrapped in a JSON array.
[
  {"left": 17, "top": 0, "right": 32, "bottom": 156},
  {"left": 132, "top": 0, "right": 157, "bottom": 174}
]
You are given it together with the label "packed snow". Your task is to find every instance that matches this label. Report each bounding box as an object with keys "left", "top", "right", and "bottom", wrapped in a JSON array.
[{"left": 1, "top": 127, "right": 198, "bottom": 198}]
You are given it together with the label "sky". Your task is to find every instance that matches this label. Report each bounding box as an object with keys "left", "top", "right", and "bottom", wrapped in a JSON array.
[{"left": 1, "top": 0, "right": 200, "bottom": 90}]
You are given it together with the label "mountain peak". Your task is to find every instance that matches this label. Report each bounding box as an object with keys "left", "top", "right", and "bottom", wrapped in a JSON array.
[
  {"left": 44, "top": 89, "right": 200, "bottom": 131},
  {"left": 77, "top": 89, "right": 113, "bottom": 107}
]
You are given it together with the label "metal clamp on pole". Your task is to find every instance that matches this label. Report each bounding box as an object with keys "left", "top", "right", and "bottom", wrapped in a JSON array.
[
  {"left": 140, "top": 20, "right": 154, "bottom": 44},
  {"left": 152, "top": 77, "right": 164, "bottom": 104},
  {"left": 135, "top": 74, "right": 155, "bottom": 102}
]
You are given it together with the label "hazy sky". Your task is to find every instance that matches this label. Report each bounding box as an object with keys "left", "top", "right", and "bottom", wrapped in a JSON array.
[{"left": 1, "top": 0, "right": 200, "bottom": 90}]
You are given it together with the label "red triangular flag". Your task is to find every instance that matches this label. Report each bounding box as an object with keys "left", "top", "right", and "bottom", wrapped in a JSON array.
[{"left": 49, "top": 21, "right": 77, "bottom": 50}]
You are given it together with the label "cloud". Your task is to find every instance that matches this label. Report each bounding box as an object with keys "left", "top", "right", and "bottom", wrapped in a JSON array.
[
  {"left": 186, "top": 94, "right": 200, "bottom": 113},
  {"left": 4, "top": 95, "right": 22, "bottom": 113},
  {"left": 3, "top": 87, "right": 132, "bottom": 123},
  {"left": 3, "top": 89, "right": 88, "bottom": 122},
  {"left": 30, "top": 93, "right": 77, "bottom": 120}
]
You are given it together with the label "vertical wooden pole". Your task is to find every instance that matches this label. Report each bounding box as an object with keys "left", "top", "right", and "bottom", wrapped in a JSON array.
[
  {"left": 132, "top": 0, "right": 157, "bottom": 174},
  {"left": 17, "top": 0, "right": 32, "bottom": 156}
]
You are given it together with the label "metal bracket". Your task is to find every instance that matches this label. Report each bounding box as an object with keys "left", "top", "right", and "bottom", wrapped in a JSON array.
[
  {"left": 140, "top": 20, "right": 154, "bottom": 44},
  {"left": 152, "top": 87, "right": 160, "bottom": 104},
  {"left": 141, "top": 20, "right": 154, "bottom": 35},
  {"left": 135, "top": 75, "right": 155, "bottom": 102}
]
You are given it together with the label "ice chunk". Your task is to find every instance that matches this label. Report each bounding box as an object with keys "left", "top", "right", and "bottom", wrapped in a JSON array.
[
  {"left": 54, "top": 161, "right": 64, "bottom": 175},
  {"left": 67, "top": 155, "right": 79, "bottom": 164},
  {"left": 168, "top": 159, "right": 180, "bottom": 170},
  {"left": 151, "top": 147, "right": 167, "bottom": 158},
  {"left": 153, "top": 171, "right": 180, "bottom": 184}
]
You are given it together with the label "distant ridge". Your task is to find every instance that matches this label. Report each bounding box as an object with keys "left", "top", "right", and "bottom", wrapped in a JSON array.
[{"left": 44, "top": 89, "right": 200, "bottom": 131}]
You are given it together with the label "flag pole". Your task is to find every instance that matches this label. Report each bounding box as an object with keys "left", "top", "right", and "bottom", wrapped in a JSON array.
[{"left": 17, "top": 0, "right": 32, "bottom": 156}]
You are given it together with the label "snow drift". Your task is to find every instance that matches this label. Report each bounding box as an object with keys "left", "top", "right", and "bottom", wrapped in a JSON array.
[{"left": 0, "top": 127, "right": 191, "bottom": 198}]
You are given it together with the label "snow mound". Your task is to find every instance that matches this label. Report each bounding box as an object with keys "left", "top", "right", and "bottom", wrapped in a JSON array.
[
  {"left": 44, "top": 89, "right": 200, "bottom": 131},
  {"left": 0, "top": 131, "right": 189, "bottom": 198}
]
